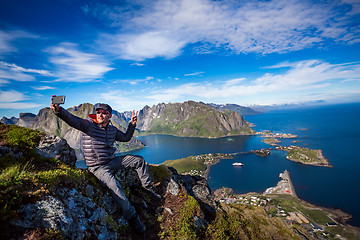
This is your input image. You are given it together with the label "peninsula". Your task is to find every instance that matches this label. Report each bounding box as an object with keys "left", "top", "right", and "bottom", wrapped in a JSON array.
[{"left": 162, "top": 153, "right": 233, "bottom": 178}]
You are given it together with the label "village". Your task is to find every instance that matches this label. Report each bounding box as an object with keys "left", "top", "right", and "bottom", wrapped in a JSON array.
[
  {"left": 181, "top": 153, "right": 233, "bottom": 177},
  {"left": 212, "top": 171, "right": 342, "bottom": 239},
  {"left": 258, "top": 130, "right": 298, "bottom": 139}
]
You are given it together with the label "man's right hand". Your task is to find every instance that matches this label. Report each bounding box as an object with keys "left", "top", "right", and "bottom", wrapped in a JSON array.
[{"left": 51, "top": 95, "right": 60, "bottom": 113}]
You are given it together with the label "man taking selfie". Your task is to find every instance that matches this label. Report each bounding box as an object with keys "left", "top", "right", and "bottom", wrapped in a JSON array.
[{"left": 51, "top": 95, "right": 161, "bottom": 233}]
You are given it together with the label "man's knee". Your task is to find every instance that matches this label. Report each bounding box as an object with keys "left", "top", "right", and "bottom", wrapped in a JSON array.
[{"left": 131, "top": 155, "right": 146, "bottom": 167}]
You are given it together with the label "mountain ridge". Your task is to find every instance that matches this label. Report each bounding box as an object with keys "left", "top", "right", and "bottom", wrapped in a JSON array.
[{"left": 2, "top": 101, "right": 255, "bottom": 155}]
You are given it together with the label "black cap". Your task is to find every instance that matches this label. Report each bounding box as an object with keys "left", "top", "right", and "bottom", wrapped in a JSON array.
[{"left": 94, "top": 103, "right": 112, "bottom": 114}]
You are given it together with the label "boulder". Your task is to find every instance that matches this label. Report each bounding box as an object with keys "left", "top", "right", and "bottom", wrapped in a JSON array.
[{"left": 36, "top": 134, "right": 77, "bottom": 166}]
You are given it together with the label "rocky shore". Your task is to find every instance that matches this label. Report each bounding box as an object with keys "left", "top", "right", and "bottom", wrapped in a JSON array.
[
  {"left": 250, "top": 148, "right": 271, "bottom": 157},
  {"left": 278, "top": 146, "right": 332, "bottom": 167}
]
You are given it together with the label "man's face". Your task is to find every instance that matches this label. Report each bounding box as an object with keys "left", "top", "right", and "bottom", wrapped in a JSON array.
[{"left": 96, "top": 109, "right": 112, "bottom": 125}]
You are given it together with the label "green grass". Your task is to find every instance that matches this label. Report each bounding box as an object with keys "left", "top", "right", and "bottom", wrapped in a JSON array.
[
  {"left": 149, "top": 165, "right": 173, "bottom": 183},
  {"left": 268, "top": 195, "right": 332, "bottom": 224},
  {"left": 162, "top": 156, "right": 206, "bottom": 174},
  {"left": 0, "top": 124, "right": 42, "bottom": 149},
  {"left": 160, "top": 195, "right": 201, "bottom": 239},
  {"left": 0, "top": 124, "right": 90, "bottom": 225},
  {"left": 288, "top": 147, "right": 319, "bottom": 162}
]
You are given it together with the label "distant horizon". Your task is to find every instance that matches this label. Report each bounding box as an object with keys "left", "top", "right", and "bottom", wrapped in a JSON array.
[
  {"left": 2, "top": 99, "right": 360, "bottom": 119},
  {"left": 1, "top": 1, "right": 359, "bottom": 118}
]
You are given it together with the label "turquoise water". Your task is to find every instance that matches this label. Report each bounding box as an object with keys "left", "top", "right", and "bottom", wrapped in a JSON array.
[{"left": 77, "top": 102, "right": 360, "bottom": 227}]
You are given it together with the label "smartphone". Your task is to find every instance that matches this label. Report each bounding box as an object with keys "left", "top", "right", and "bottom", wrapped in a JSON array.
[{"left": 52, "top": 96, "right": 66, "bottom": 105}]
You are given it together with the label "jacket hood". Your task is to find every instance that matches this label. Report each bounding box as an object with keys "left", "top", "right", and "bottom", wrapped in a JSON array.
[
  {"left": 88, "top": 113, "right": 111, "bottom": 127},
  {"left": 88, "top": 114, "right": 98, "bottom": 123}
]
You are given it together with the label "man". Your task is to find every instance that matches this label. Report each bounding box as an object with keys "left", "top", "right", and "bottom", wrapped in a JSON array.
[{"left": 51, "top": 96, "right": 161, "bottom": 233}]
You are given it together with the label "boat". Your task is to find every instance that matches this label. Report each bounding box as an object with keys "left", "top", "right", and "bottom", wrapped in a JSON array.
[{"left": 232, "top": 162, "right": 244, "bottom": 166}]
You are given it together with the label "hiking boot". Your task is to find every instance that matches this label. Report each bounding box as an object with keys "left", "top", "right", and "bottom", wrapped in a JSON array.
[
  {"left": 128, "top": 214, "right": 146, "bottom": 233},
  {"left": 143, "top": 185, "right": 162, "bottom": 200}
]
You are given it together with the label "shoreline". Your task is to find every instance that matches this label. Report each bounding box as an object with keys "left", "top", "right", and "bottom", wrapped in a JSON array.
[
  {"left": 135, "top": 132, "right": 257, "bottom": 140},
  {"left": 213, "top": 170, "right": 360, "bottom": 237},
  {"left": 202, "top": 154, "right": 233, "bottom": 179},
  {"left": 202, "top": 158, "right": 220, "bottom": 179}
]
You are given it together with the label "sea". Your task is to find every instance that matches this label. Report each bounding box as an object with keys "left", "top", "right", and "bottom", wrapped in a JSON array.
[{"left": 77, "top": 102, "right": 360, "bottom": 227}]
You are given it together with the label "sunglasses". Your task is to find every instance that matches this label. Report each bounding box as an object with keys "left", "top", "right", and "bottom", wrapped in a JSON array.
[{"left": 97, "top": 110, "right": 109, "bottom": 115}]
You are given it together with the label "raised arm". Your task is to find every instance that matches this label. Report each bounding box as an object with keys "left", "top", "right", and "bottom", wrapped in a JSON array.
[
  {"left": 51, "top": 95, "right": 90, "bottom": 133},
  {"left": 115, "top": 110, "right": 138, "bottom": 142}
]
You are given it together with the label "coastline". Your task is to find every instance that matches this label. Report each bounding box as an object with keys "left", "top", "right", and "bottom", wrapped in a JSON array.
[
  {"left": 202, "top": 158, "right": 220, "bottom": 179},
  {"left": 135, "top": 131, "right": 257, "bottom": 139}
]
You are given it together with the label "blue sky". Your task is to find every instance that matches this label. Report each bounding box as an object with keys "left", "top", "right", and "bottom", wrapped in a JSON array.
[{"left": 0, "top": 0, "right": 360, "bottom": 117}]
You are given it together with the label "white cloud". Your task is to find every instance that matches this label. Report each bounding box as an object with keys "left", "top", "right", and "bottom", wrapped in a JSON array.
[
  {"left": 98, "top": 59, "right": 360, "bottom": 109},
  {"left": 0, "top": 102, "right": 41, "bottom": 109},
  {"left": 145, "top": 60, "right": 360, "bottom": 102},
  {"left": 100, "top": 91, "right": 148, "bottom": 111},
  {"left": 48, "top": 42, "right": 114, "bottom": 82},
  {"left": 94, "top": 0, "right": 360, "bottom": 60},
  {"left": 0, "top": 30, "right": 38, "bottom": 55},
  {"left": 0, "top": 61, "right": 55, "bottom": 86},
  {"left": 0, "top": 90, "right": 26, "bottom": 102},
  {"left": 0, "top": 90, "right": 42, "bottom": 109},
  {"left": 131, "top": 62, "right": 145, "bottom": 66},
  {"left": 32, "top": 86, "right": 55, "bottom": 90},
  {"left": 0, "top": 61, "right": 53, "bottom": 76},
  {"left": 184, "top": 72, "right": 204, "bottom": 76},
  {"left": 101, "top": 32, "right": 187, "bottom": 61},
  {"left": 114, "top": 76, "right": 155, "bottom": 85},
  {"left": 0, "top": 31, "right": 17, "bottom": 54},
  {"left": 0, "top": 63, "right": 35, "bottom": 82}
]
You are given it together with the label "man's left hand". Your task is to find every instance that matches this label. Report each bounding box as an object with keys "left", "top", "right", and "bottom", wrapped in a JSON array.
[{"left": 131, "top": 110, "right": 138, "bottom": 125}]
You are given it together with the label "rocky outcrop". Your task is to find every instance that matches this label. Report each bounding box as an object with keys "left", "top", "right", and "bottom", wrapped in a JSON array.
[
  {"left": 167, "top": 167, "right": 217, "bottom": 220},
  {"left": 16, "top": 113, "right": 36, "bottom": 128},
  {"left": 36, "top": 134, "right": 77, "bottom": 166}
]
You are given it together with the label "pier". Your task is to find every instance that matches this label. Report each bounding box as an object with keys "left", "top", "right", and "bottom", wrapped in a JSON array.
[{"left": 264, "top": 170, "right": 298, "bottom": 198}]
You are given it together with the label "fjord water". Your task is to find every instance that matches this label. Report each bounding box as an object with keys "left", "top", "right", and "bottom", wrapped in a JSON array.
[
  {"left": 126, "top": 102, "right": 360, "bottom": 227},
  {"left": 73, "top": 102, "right": 359, "bottom": 226}
]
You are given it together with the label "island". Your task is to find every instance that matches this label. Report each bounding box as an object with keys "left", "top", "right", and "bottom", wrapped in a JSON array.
[
  {"left": 262, "top": 137, "right": 281, "bottom": 146},
  {"left": 250, "top": 148, "right": 271, "bottom": 157},
  {"left": 277, "top": 145, "right": 332, "bottom": 167},
  {"left": 258, "top": 131, "right": 298, "bottom": 139},
  {"left": 259, "top": 130, "right": 332, "bottom": 167}
]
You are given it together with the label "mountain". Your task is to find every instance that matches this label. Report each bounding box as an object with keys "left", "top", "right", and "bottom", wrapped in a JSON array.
[
  {"left": 206, "top": 103, "right": 261, "bottom": 115},
  {"left": 16, "top": 113, "right": 36, "bottom": 128},
  {"left": 0, "top": 125, "right": 320, "bottom": 239},
  {"left": 0, "top": 116, "right": 19, "bottom": 125},
  {"left": 249, "top": 100, "right": 329, "bottom": 112},
  {"left": 137, "top": 101, "right": 255, "bottom": 137}
]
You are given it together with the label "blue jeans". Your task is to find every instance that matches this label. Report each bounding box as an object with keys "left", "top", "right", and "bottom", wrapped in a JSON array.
[{"left": 88, "top": 155, "right": 152, "bottom": 219}]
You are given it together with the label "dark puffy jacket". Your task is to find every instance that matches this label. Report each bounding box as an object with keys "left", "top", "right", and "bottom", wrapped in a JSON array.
[{"left": 55, "top": 107, "right": 135, "bottom": 167}]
